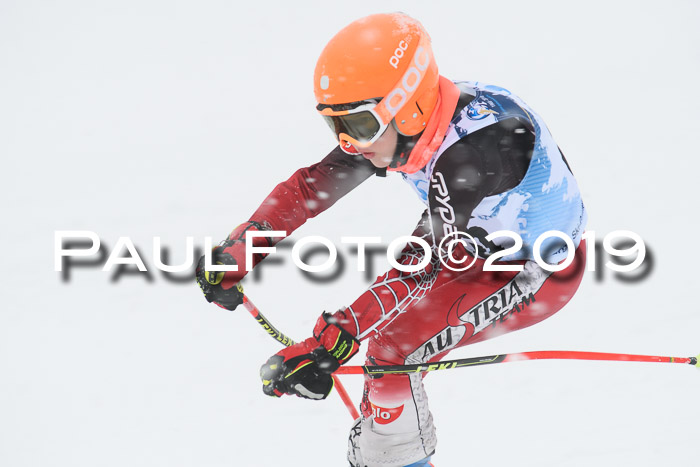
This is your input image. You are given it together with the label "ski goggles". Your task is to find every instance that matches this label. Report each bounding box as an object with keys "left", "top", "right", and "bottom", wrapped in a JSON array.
[{"left": 318, "top": 100, "right": 391, "bottom": 152}]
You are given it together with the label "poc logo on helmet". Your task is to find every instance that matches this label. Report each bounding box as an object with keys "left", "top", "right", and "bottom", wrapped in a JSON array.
[
  {"left": 385, "top": 46, "right": 430, "bottom": 114},
  {"left": 389, "top": 39, "right": 409, "bottom": 69}
]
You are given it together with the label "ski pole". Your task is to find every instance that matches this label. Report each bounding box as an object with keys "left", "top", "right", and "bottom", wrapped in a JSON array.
[
  {"left": 334, "top": 350, "right": 700, "bottom": 376},
  {"left": 240, "top": 295, "right": 360, "bottom": 420}
]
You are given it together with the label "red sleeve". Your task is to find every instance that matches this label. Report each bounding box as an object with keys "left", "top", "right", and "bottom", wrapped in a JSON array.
[
  {"left": 333, "top": 211, "right": 439, "bottom": 341},
  {"left": 249, "top": 146, "right": 377, "bottom": 240}
]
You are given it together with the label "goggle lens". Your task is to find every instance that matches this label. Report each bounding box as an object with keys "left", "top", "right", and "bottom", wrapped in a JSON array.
[{"left": 321, "top": 110, "right": 382, "bottom": 144}]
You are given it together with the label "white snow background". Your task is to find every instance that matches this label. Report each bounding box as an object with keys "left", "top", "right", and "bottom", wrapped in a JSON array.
[{"left": 1, "top": 1, "right": 699, "bottom": 466}]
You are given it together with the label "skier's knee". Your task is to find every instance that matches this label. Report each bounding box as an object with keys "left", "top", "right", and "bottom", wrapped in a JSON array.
[{"left": 347, "top": 416, "right": 436, "bottom": 467}]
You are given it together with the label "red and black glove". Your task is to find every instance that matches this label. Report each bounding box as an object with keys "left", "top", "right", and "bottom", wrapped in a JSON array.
[
  {"left": 259, "top": 313, "right": 360, "bottom": 400},
  {"left": 195, "top": 221, "right": 273, "bottom": 311}
]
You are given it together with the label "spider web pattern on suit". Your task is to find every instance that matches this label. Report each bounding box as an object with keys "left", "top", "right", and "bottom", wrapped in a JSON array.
[{"left": 348, "top": 236, "right": 442, "bottom": 341}]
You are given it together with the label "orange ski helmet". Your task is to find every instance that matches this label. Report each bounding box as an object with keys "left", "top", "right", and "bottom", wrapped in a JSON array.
[{"left": 314, "top": 13, "right": 439, "bottom": 152}]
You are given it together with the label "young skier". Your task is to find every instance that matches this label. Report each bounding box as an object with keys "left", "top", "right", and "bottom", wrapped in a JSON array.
[{"left": 196, "top": 12, "right": 587, "bottom": 467}]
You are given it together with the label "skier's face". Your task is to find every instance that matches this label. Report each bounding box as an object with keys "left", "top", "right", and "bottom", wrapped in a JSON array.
[{"left": 354, "top": 122, "right": 398, "bottom": 168}]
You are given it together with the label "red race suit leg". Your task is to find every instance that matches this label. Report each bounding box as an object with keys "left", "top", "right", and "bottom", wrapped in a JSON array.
[{"left": 346, "top": 240, "right": 586, "bottom": 467}]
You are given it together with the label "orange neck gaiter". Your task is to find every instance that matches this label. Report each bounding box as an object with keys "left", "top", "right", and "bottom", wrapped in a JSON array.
[{"left": 389, "top": 76, "right": 461, "bottom": 174}]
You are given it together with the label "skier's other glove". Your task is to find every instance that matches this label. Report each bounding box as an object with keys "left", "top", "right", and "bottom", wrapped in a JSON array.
[
  {"left": 195, "top": 245, "right": 244, "bottom": 311},
  {"left": 260, "top": 313, "right": 360, "bottom": 400},
  {"left": 195, "top": 221, "right": 273, "bottom": 311}
]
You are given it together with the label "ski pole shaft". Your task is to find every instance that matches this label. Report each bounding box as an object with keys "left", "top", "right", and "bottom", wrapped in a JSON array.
[
  {"left": 334, "top": 350, "right": 699, "bottom": 376},
  {"left": 241, "top": 295, "right": 360, "bottom": 420},
  {"left": 241, "top": 295, "right": 297, "bottom": 347}
]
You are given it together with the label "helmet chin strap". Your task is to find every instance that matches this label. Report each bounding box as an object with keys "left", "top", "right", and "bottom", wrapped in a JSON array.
[
  {"left": 373, "top": 130, "right": 416, "bottom": 177},
  {"left": 389, "top": 125, "right": 421, "bottom": 171}
]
